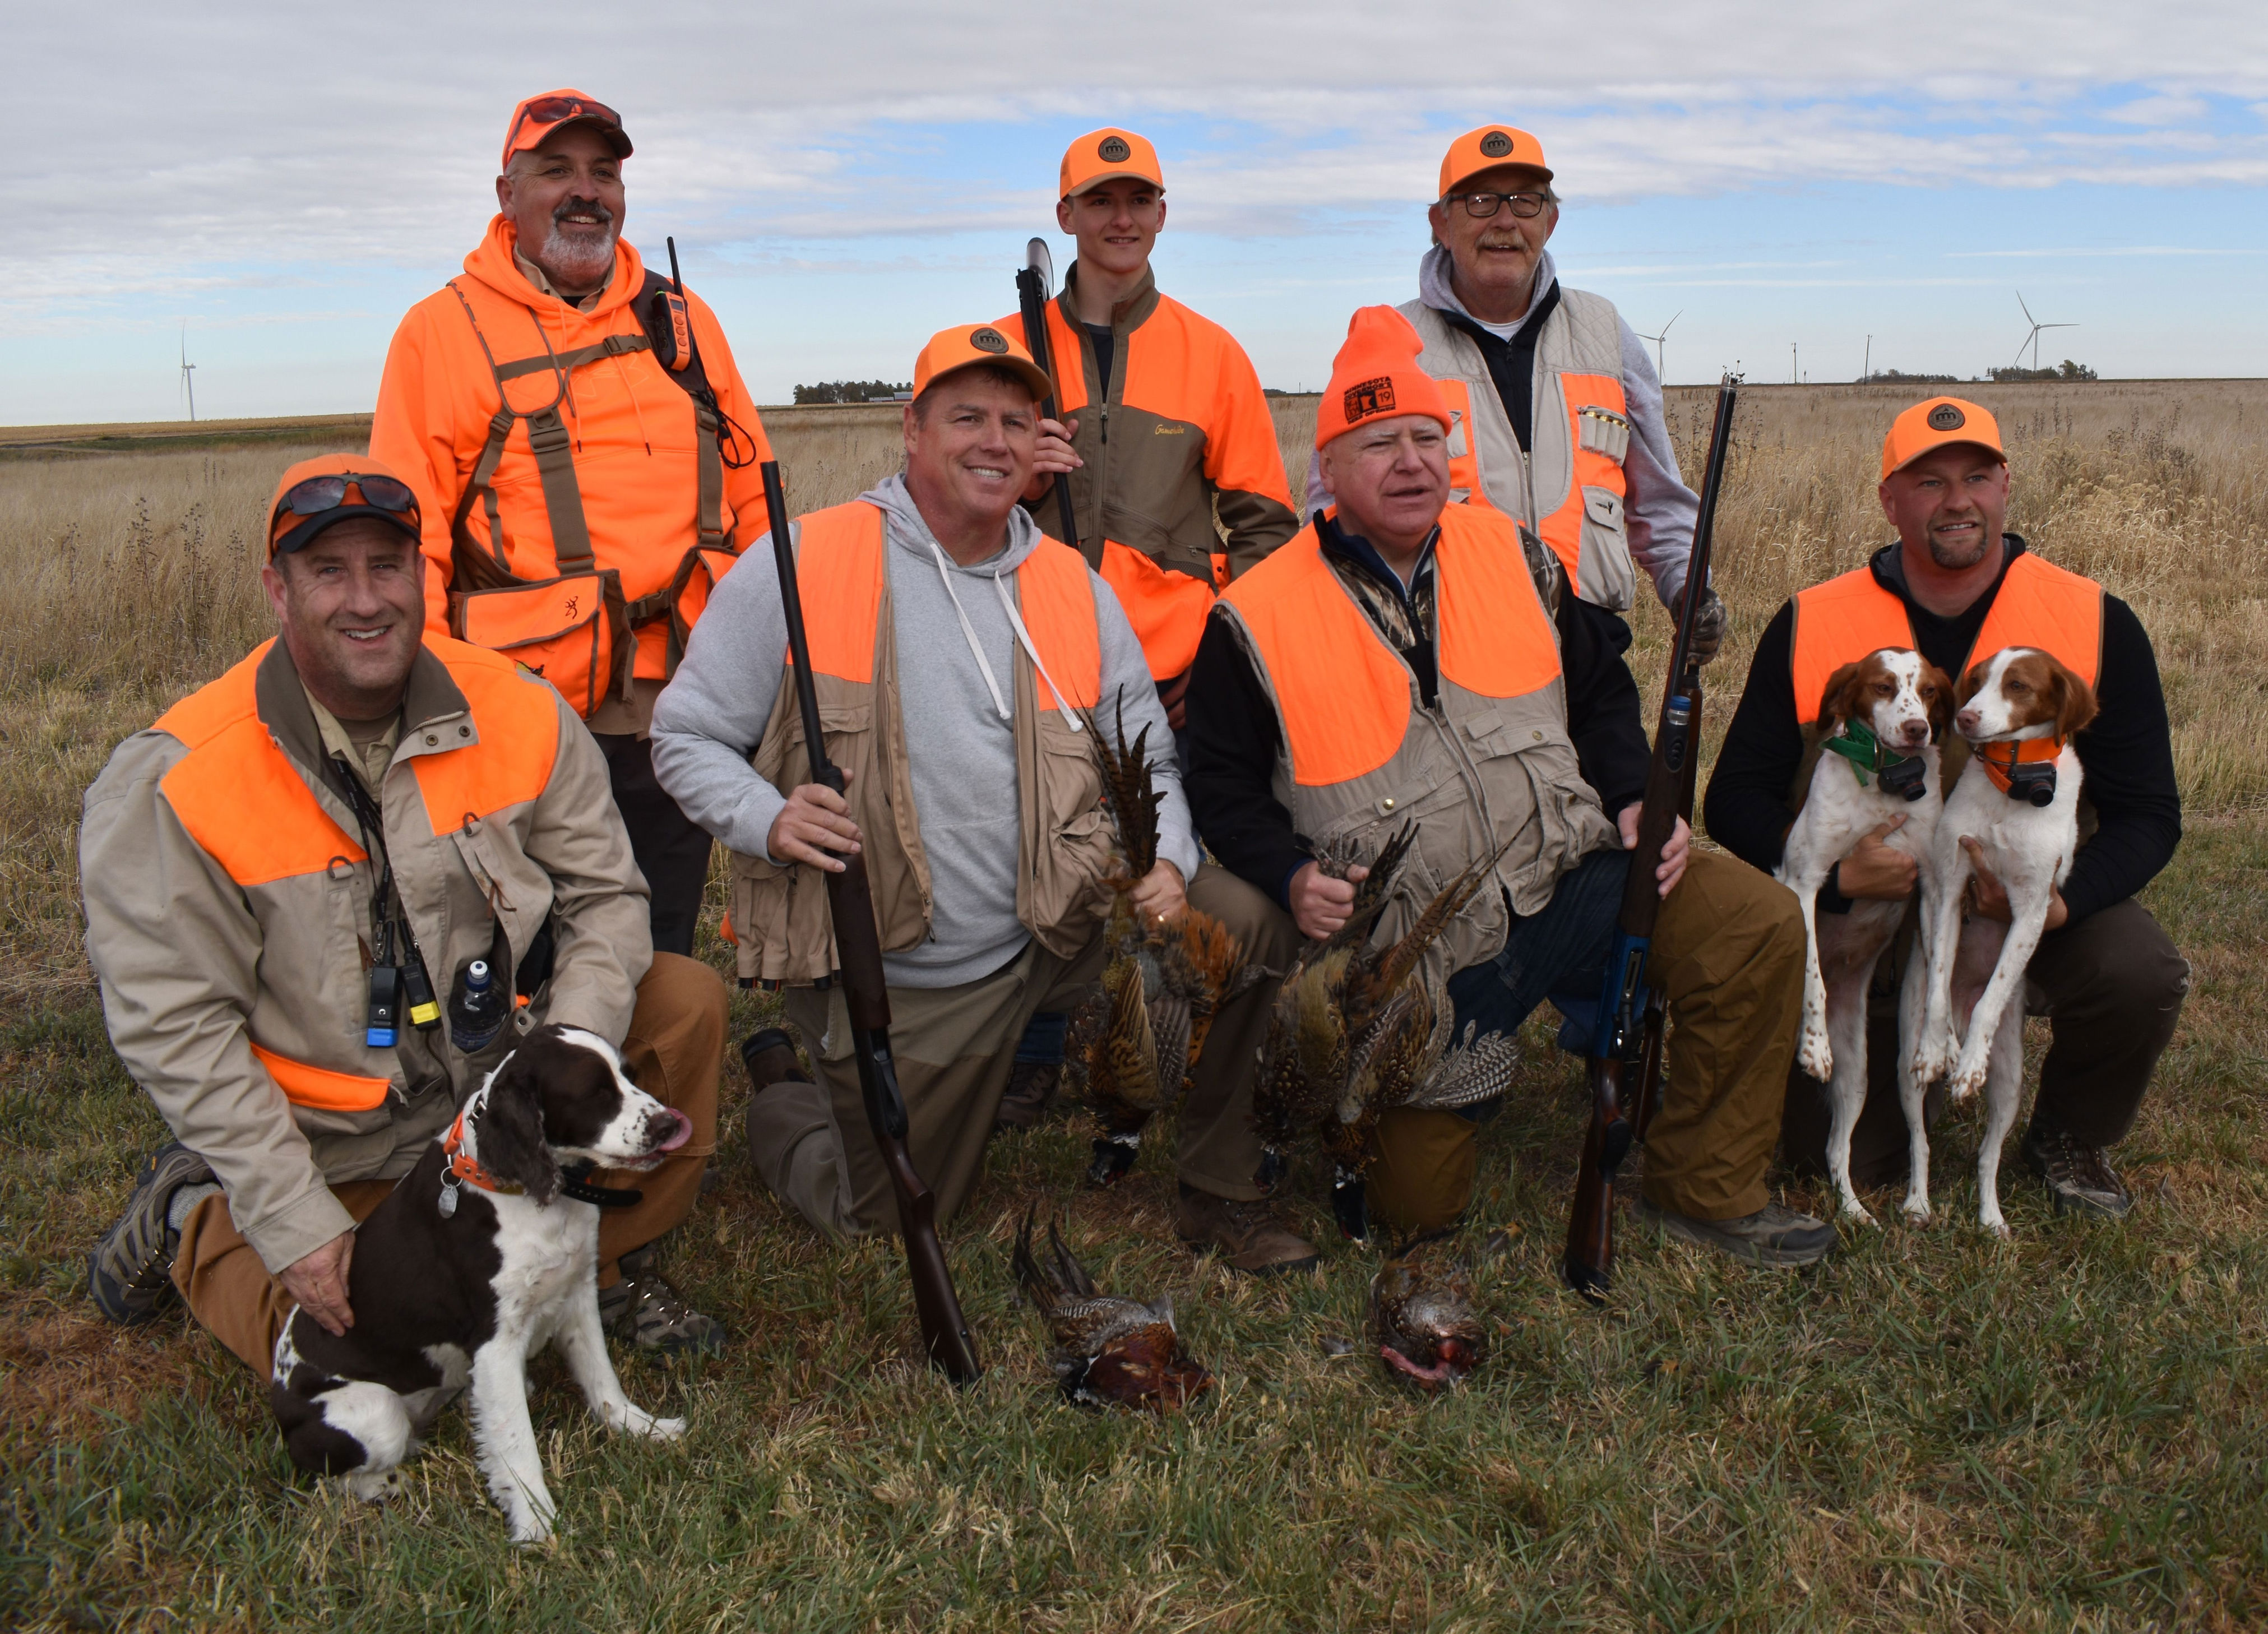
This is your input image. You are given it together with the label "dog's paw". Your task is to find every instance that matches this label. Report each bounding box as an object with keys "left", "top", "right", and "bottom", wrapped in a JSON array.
[
  {"left": 336, "top": 1467, "right": 402, "bottom": 1505},
  {"left": 1797, "top": 1029, "right": 1833, "bottom": 1082},
  {"left": 1979, "top": 1212, "right": 2011, "bottom": 1240},
  {"left": 618, "top": 1408, "right": 686, "bottom": 1442},
  {"left": 508, "top": 1517, "right": 555, "bottom": 1547},
  {"left": 1947, "top": 1061, "right": 1988, "bottom": 1104},
  {"left": 1900, "top": 1195, "right": 1932, "bottom": 1225},
  {"left": 1837, "top": 1197, "right": 1877, "bottom": 1227}
]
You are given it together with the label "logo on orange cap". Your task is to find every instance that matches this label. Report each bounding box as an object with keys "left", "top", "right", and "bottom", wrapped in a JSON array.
[
  {"left": 1881, "top": 396, "right": 2005, "bottom": 480},
  {"left": 1059, "top": 128, "right": 1163, "bottom": 199},
  {"left": 970, "top": 327, "right": 1010, "bottom": 355},
  {"left": 1314, "top": 307, "right": 1453, "bottom": 450}
]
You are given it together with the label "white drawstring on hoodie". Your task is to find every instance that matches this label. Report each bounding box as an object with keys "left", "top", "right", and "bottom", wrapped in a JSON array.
[{"left": 922, "top": 536, "right": 1084, "bottom": 733}]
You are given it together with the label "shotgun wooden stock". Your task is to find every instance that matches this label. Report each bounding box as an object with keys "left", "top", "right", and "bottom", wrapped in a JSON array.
[
  {"left": 762, "top": 460, "right": 982, "bottom": 1383},
  {"left": 1563, "top": 376, "right": 1740, "bottom": 1302}
]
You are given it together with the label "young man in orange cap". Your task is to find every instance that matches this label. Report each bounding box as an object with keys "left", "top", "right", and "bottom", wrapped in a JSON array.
[
  {"left": 83, "top": 455, "right": 730, "bottom": 1361},
  {"left": 1185, "top": 308, "right": 1833, "bottom": 1267},
  {"left": 649, "top": 325, "right": 1317, "bottom": 1271},
  {"left": 1329, "top": 124, "right": 1727, "bottom": 663},
  {"left": 371, "top": 89, "right": 776, "bottom": 960},
  {"left": 990, "top": 125, "right": 1301, "bottom": 1130},
  {"left": 1707, "top": 397, "right": 2187, "bottom": 1221}
]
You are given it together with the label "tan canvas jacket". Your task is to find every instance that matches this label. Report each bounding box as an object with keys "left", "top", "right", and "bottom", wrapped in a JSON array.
[{"left": 80, "top": 636, "right": 651, "bottom": 1272}]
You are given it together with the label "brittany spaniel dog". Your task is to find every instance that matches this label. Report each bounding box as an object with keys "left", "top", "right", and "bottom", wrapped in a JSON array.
[
  {"left": 269, "top": 1025, "right": 691, "bottom": 1543},
  {"left": 1775, "top": 647, "right": 1952, "bottom": 1223},
  {"left": 1914, "top": 647, "right": 2099, "bottom": 1234}
]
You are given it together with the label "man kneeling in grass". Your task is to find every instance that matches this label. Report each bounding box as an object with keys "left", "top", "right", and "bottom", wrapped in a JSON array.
[
  {"left": 83, "top": 456, "right": 729, "bottom": 1363},
  {"left": 651, "top": 323, "right": 1318, "bottom": 1273}
]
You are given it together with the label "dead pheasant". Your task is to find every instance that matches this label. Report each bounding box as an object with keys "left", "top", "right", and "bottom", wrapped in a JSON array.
[
  {"left": 1081, "top": 695, "right": 1249, "bottom": 1186},
  {"left": 1012, "top": 1209, "right": 1212, "bottom": 1411},
  {"left": 1369, "top": 1233, "right": 1488, "bottom": 1391},
  {"left": 1252, "top": 825, "right": 1519, "bottom": 1238}
]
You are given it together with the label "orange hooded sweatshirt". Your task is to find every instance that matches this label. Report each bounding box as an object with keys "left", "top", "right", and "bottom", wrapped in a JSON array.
[{"left": 372, "top": 216, "right": 774, "bottom": 694}]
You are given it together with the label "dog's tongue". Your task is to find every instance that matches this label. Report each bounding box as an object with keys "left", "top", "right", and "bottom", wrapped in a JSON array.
[{"left": 652, "top": 1108, "right": 693, "bottom": 1154}]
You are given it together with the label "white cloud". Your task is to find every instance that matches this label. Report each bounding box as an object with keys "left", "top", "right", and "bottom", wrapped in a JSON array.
[{"left": 2103, "top": 93, "right": 2213, "bottom": 124}]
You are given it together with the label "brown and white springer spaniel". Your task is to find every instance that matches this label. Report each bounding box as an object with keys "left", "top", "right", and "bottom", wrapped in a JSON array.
[
  {"left": 1913, "top": 647, "right": 2099, "bottom": 1234},
  {"left": 269, "top": 1025, "right": 690, "bottom": 1543},
  {"left": 1775, "top": 647, "right": 1954, "bottom": 1223}
]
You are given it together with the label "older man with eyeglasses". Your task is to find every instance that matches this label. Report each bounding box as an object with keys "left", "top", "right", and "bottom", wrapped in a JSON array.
[{"left": 1313, "top": 125, "right": 1724, "bottom": 673}]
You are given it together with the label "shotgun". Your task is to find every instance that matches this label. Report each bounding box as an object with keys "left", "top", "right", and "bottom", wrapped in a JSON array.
[
  {"left": 1562, "top": 373, "right": 1741, "bottom": 1302},
  {"left": 1014, "top": 238, "right": 1090, "bottom": 564},
  {"left": 761, "top": 459, "right": 982, "bottom": 1382}
]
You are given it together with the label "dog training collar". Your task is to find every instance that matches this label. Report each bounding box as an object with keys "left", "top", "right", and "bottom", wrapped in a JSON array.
[
  {"left": 1822, "top": 718, "right": 1916, "bottom": 791},
  {"left": 1973, "top": 734, "right": 2063, "bottom": 806},
  {"left": 560, "top": 1161, "right": 642, "bottom": 1210}
]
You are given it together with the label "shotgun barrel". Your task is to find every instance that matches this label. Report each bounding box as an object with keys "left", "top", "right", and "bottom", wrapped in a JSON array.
[
  {"left": 1015, "top": 239, "right": 1089, "bottom": 564},
  {"left": 762, "top": 460, "right": 982, "bottom": 1382}
]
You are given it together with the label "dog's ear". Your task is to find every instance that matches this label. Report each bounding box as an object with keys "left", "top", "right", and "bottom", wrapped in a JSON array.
[
  {"left": 1920, "top": 664, "right": 1957, "bottom": 740},
  {"left": 475, "top": 1053, "right": 559, "bottom": 1204},
  {"left": 1817, "top": 661, "right": 1864, "bottom": 728},
  {"left": 2047, "top": 656, "right": 2099, "bottom": 740}
]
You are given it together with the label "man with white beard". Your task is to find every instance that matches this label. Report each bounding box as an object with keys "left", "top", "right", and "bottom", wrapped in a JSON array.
[{"left": 372, "top": 90, "right": 776, "bottom": 970}]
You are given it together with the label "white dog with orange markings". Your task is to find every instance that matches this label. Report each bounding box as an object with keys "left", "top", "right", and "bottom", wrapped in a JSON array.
[
  {"left": 1913, "top": 646, "right": 2099, "bottom": 1234},
  {"left": 1775, "top": 647, "right": 1953, "bottom": 1224}
]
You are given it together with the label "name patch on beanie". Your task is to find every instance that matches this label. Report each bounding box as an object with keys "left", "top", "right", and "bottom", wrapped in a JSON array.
[{"left": 1344, "top": 375, "right": 1396, "bottom": 423}]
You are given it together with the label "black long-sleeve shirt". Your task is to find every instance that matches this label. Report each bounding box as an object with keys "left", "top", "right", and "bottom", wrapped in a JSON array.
[
  {"left": 1702, "top": 536, "right": 2181, "bottom": 925},
  {"left": 1186, "top": 513, "right": 1650, "bottom": 909}
]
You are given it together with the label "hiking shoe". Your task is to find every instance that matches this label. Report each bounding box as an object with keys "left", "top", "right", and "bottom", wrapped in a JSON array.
[
  {"left": 1637, "top": 1197, "right": 1836, "bottom": 1267},
  {"left": 87, "top": 1143, "right": 214, "bottom": 1326},
  {"left": 739, "top": 1027, "right": 807, "bottom": 1092},
  {"left": 599, "top": 1246, "right": 726, "bottom": 1356},
  {"left": 1174, "top": 1184, "right": 1319, "bottom": 1275},
  {"left": 2024, "top": 1129, "right": 2133, "bottom": 1221},
  {"left": 994, "top": 1059, "right": 1061, "bottom": 1133}
]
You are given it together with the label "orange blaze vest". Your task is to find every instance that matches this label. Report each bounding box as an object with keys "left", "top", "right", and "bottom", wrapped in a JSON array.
[
  {"left": 727, "top": 502, "right": 1112, "bottom": 984},
  {"left": 154, "top": 640, "right": 562, "bottom": 1110},
  {"left": 1789, "top": 552, "right": 2104, "bottom": 727}
]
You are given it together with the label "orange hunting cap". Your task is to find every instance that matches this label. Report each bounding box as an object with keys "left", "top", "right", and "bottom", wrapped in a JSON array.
[
  {"left": 1881, "top": 396, "right": 2006, "bottom": 480},
  {"left": 501, "top": 89, "right": 632, "bottom": 173},
  {"left": 1060, "top": 127, "right": 1164, "bottom": 198},
  {"left": 1438, "top": 124, "right": 1553, "bottom": 198},
  {"left": 1314, "top": 306, "right": 1453, "bottom": 450},
  {"left": 912, "top": 323, "right": 1055, "bottom": 404},
  {"left": 266, "top": 453, "right": 423, "bottom": 558}
]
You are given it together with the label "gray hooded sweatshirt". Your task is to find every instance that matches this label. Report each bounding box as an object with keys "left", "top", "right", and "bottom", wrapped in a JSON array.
[{"left": 650, "top": 474, "right": 1198, "bottom": 988}]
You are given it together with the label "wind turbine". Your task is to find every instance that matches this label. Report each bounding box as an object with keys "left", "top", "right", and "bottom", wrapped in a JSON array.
[
  {"left": 1634, "top": 311, "right": 1680, "bottom": 381},
  {"left": 179, "top": 326, "right": 198, "bottom": 423},
  {"left": 2014, "top": 291, "right": 2076, "bottom": 372}
]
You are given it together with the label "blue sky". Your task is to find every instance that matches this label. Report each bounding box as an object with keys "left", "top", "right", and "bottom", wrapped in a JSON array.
[{"left": 5, "top": 3, "right": 2265, "bottom": 423}]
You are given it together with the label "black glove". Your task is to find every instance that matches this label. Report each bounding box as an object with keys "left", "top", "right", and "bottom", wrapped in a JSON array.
[{"left": 1675, "top": 584, "right": 1729, "bottom": 665}]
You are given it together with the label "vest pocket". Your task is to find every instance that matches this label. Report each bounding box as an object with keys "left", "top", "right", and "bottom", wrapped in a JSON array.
[{"left": 1576, "top": 487, "right": 1636, "bottom": 608}]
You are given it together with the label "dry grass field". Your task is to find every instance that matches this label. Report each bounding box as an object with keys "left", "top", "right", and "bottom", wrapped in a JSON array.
[{"left": 3, "top": 381, "right": 2265, "bottom": 1630}]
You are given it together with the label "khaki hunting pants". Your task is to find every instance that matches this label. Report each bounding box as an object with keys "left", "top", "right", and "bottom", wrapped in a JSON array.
[{"left": 173, "top": 952, "right": 726, "bottom": 1373}]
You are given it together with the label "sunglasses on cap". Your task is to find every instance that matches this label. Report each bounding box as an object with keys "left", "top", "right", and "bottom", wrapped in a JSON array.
[
  {"left": 507, "top": 94, "right": 623, "bottom": 151},
  {"left": 273, "top": 473, "right": 419, "bottom": 524}
]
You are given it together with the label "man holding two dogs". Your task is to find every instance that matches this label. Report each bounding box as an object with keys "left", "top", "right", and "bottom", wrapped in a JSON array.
[
  {"left": 84, "top": 456, "right": 732, "bottom": 1365},
  {"left": 1706, "top": 398, "right": 2188, "bottom": 1220}
]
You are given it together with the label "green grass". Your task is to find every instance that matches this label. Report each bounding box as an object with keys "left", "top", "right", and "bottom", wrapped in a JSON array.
[{"left": 5, "top": 816, "right": 2265, "bottom": 1631}]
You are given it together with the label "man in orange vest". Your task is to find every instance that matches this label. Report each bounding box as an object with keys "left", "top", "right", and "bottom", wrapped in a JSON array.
[
  {"left": 371, "top": 90, "right": 776, "bottom": 960},
  {"left": 82, "top": 456, "right": 730, "bottom": 1365},
  {"left": 651, "top": 326, "right": 1317, "bottom": 1271},
  {"left": 1186, "top": 308, "right": 1832, "bottom": 1265},
  {"left": 991, "top": 127, "right": 1302, "bottom": 1131},
  {"left": 1706, "top": 399, "right": 2187, "bottom": 1220}
]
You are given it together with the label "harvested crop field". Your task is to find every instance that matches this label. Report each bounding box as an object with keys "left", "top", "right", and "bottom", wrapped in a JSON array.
[{"left": 3, "top": 379, "right": 2265, "bottom": 1631}]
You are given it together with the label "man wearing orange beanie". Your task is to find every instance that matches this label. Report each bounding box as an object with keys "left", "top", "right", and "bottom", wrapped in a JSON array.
[{"left": 1184, "top": 308, "right": 1831, "bottom": 1267}]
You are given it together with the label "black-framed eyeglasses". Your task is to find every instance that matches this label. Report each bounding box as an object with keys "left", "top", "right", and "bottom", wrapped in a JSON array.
[
  {"left": 1446, "top": 190, "right": 1551, "bottom": 220},
  {"left": 274, "top": 474, "right": 419, "bottom": 521}
]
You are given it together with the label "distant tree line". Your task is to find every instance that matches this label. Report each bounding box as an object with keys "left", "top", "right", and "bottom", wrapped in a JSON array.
[
  {"left": 1859, "top": 369, "right": 1962, "bottom": 384},
  {"left": 793, "top": 380, "right": 913, "bottom": 404},
  {"left": 1989, "top": 361, "right": 2098, "bottom": 382}
]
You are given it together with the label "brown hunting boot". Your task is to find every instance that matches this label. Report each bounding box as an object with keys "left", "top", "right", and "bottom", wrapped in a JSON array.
[
  {"left": 1175, "top": 1183, "right": 1319, "bottom": 1275},
  {"left": 993, "top": 1059, "right": 1061, "bottom": 1133}
]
